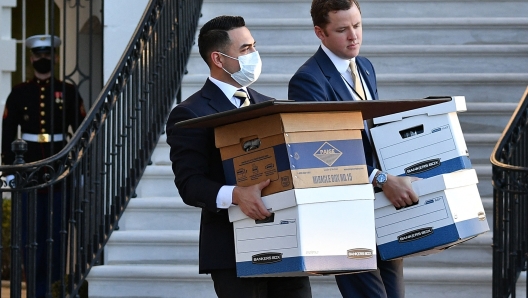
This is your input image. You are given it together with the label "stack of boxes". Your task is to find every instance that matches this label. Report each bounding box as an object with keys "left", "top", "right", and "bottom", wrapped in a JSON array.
[
  {"left": 370, "top": 96, "right": 489, "bottom": 261},
  {"left": 216, "top": 111, "right": 378, "bottom": 277}
]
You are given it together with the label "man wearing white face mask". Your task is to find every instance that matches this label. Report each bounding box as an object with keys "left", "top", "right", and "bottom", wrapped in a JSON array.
[{"left": 166, "top": 15, "right": 312, "bottom": 298}]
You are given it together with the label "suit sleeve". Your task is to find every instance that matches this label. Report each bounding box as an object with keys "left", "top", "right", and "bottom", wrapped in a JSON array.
[
  {"left": 288, "top": 70, "right": 332, "bottom": 102},
  {"left": 166, "top": 105, "right": 224, "bottom": 212}
]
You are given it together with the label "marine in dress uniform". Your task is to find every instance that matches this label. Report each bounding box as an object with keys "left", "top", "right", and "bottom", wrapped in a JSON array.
[{"left": 1, "top": 34, "right": 86, "bottom": 298}]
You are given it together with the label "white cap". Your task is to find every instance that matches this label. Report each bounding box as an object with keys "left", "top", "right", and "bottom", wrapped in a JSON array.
[{"left": 25, "top": 35, "right": 61, "bottom": 53}]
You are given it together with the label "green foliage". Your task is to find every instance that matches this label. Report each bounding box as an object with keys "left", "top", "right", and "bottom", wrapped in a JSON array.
[{"left": 2, "top": 198, "right": 11, "bottom": 280}]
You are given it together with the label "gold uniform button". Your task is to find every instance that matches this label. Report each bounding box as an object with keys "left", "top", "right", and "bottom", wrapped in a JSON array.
[
  {"left": 41, "top": 128, "right": 46, "bottom": 133},
  {"left": 41, "top": 111, "right": 45, "bottom": 116},
  {"left": 40, "top": 103, "right": 45, "bottom": 108},
  {"left": 40, "top": 120, "right": 45, "bottom": 125},
  {"left": 41, "top": 87, "right": 45, "bottom": 91},
  {"left": 24, "top": 107, "right": 28, "bottom": 110},
  {"left": 59, "top": 106, "right": 63, "bottom": 110},
  {"left": 40, "top": 95, "right": 45, "bottom": 99}
]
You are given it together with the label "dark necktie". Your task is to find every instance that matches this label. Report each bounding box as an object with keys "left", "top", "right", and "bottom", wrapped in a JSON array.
[{"left": 234, "top": 89, "right": 250, "bottom": 107}]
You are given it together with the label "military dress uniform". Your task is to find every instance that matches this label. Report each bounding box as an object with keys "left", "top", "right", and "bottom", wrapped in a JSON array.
[
  {"left": 2, "top": 77, "right": 85, "bottom": 165},
  {"left": 1, "top": 67, "right": 85, "bottom": 297}
]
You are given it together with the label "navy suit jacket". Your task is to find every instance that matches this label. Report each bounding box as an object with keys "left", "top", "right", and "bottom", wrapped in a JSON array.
[
  {"left": 288, "top": 46, "right": 379, "bottom": 174},
  {"left": 166, "top": 78, "right": 274, "bottom": 273}
]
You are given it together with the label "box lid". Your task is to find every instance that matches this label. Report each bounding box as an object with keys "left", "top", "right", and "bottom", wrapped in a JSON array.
[
  {"left": 215, "top": 111, "right": 364, "bottom": 148},
  {"left": 228, "top": 184, "right": 374, "bottom": 222},
  {"left": 173, "top": 98, "right": 451, "bottom": 129},
  {"left": 374, "top": 169, "right": 478, "bottom": 209},
  {"left": 373, "top": 96, "right": 466, "bottom": 125}
]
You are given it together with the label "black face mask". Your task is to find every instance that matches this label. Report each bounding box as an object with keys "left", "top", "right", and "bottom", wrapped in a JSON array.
[{"left": 32, "top": 58, "right": 52, "bottom": 74}]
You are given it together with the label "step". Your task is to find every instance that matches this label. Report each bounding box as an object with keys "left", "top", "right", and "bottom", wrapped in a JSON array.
[
  {"left": 135, "top": 165, "right": 177, "bottom": 197},
  {"left": 86, "top": 264, "right": 523, "bottom": 298},
  {"left": 201, "top": 0, "right": 528, "bottom": 19},
  {"left": 104, "top": 230, "right": 199, "bottom": 265},
  {"left": 220, "top": 18, "right": 528, "bottom": 46},
  {"left": 185, "top": 44, "right": 528, "bottom": 76},
  {"left": 181, "top": 73, "right": 528, "bottom": 103},
  {"left": 118, "top": 197, "right": 200, "bottom": 230},
  {"left": 86, "top": 265, "right": 216, "bottom": 298}
]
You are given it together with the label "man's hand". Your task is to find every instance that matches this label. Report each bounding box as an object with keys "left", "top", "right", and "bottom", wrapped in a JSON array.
[
  {"left": 382, "top": 174, "right": 420, "bottom": 209},
  {"left": 232, "top": 179, "right": 271, "bottom": 220}
]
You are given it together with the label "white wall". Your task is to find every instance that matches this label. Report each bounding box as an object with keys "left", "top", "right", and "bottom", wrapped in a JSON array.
[
  {"left": 0, "top": 0, "right": 17, "bottom": 106},
  {"left": 103, "top": 0, "right": 149, "bottom": 83}
]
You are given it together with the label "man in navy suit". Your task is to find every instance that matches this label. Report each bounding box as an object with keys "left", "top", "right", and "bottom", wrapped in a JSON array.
[
  {"left": 166, "top": 16, "right": 312, "bottom": 298},
  {"left": 288, "top": 1, "right": 419, "bottom": 297}
]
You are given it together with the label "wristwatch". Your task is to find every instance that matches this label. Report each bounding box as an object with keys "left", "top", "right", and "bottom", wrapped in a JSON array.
[{"left": 374, "top": 171, "right": 388, "bottom": 189}]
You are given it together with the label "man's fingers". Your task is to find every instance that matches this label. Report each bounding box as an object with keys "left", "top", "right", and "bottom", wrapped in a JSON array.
[{"left": 257, "top": 179, "right": 271, "bottom": 191}]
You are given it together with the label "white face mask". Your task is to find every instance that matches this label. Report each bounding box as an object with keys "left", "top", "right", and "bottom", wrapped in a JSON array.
[{"left": 219, "top": 51, "right": 262, "bottom": 87}]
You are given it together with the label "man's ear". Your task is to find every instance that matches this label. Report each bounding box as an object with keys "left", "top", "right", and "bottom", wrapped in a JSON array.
[
  {"left": 210, "top": 51, "right": 223, "bottom": 69},
  {"left": 314, "top": 26, "right": 326, "bottom": 41}
]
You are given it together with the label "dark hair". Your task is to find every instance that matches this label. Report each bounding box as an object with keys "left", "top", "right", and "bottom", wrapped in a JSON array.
[
  {"left": 310, "top": 0, "right": 361, "bottom": 29},
  {"left": 198, "top": 15, "right": 246, "bottom": 66}
]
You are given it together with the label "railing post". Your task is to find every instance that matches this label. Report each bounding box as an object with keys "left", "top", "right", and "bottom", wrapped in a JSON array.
[{"left": 9, "top": 139, "right": 26, "bottom": 298}]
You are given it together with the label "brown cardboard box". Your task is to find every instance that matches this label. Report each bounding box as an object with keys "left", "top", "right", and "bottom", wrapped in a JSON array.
[{"left": 215, "top": 111, "right": 369, "bottom": 196}]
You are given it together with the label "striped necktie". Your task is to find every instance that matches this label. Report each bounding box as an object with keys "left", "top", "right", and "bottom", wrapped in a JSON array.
[
  {"left": 350, "top": 60, "right": 365, "bottom": 100},
  {"left": 234, "top": 89, "right": 250, "bottom": 107}
]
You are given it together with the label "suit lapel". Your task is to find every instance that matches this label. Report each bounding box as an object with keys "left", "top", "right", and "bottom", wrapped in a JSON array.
[
  {"left": 314, "top": 47, "right": 352, "bottom": 101},
  {"left": 202, "top": 79, "right": 238, "bottom": 113}
]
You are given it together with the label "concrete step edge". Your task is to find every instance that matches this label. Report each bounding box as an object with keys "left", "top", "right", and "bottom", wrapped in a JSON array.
[
  {"left": 198, "top": 17, "right": 528, "bottom": 28},
  {"left": 190, "top": 45, "right": 528, "bottom": 56},
  {"left": 182, "top": 73, "right": 528, "bottom": 85},
  {"left": 126, "top": 197, "right": 188, "bottom": 209},
  {"left": 86, "top": 264, "right": 207, "bottom": 280},
  {"left": 107, "top": 230, "right": 199, "bottom": 243}
]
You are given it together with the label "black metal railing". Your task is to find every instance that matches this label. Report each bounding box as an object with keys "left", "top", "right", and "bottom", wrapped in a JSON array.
[
  {"left": 491, "top": 86, "right": 528, "bottom": 298},
  {"left": 0, "top": 0, "right": 202, "bottom": 296}
]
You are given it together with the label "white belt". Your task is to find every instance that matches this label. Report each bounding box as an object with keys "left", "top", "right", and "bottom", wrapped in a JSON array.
[{"left": 21, "top": 133, "right": 64, "bottom": 143}]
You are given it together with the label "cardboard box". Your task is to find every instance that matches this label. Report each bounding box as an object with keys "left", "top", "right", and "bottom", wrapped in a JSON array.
[
  {"left": 228, "top": 184, "right": 377, "bottom": 277},
  {"left": 216, "top": 112, "right": 369, "bottom": 196},
  {"left": 374, "top": 169, "right": 489, "bottom": 261},
  {"left": 370, "top": 110, "right": 471, "bottom": 178}
]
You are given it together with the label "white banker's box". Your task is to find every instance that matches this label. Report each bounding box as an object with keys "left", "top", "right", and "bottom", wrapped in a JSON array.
[
  {"left": 371, "top": 96, "right": 472, "bottom": 178},
  {"left": 228, "top": 185, "right": 377, "bottom": 277},
  {"left": 374, "top": 169, "right": 489, "bottom": 261}
]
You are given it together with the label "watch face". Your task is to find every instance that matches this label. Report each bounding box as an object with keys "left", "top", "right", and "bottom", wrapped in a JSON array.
[{"left": 377, "top": 172, "right": 387, "bottom": 184}]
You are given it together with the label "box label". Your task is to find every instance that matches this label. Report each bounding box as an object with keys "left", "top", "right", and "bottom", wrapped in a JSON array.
[{"left": 232, "top": 147, "right": 279, "bottom": 185}]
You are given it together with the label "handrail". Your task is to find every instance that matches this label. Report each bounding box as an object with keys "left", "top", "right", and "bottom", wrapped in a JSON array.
[
  {"left": 490, "top": 85, "right": 528, "bottom": 298},
  {"left": 0, "top": 0, "right": 202, "bottom": 296}
]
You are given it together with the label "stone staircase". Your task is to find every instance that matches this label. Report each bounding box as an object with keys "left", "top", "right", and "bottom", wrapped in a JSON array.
[{"left": 86, "top": 0, "right": 528, "bottom": 297}]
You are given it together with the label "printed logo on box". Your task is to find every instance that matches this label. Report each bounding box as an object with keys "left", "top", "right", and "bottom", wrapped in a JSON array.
[
  {"left": 313, "top": 142, "right": 343, "bottom": 166},
  {"left": 398, "top": 227, "right": 434, "bottom": 243},
  {"left": 347, "top": 248, "right": 374, "bottom": 259},
  {"left": 404, "top": 159, "right": 441, "bottom": 175},
  {"left": 252, "top": 252, "right": 283, "bottom": 264}
]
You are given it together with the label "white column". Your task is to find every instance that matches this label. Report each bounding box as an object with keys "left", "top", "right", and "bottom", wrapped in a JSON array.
[{"left": 103, "top": 0, "right": 149, "bottom": 83}]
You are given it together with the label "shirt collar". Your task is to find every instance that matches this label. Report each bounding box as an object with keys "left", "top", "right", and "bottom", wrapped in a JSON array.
[
  {"left": 208, "top": 76, "right": 249, "bottom": 101},
  {"left": 320, "top": 44, "right": 356, "bottom": 75}
]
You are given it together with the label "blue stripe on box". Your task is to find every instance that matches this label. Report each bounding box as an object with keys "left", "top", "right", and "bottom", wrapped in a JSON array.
[
  {"left": 236, "top": 256, "right": 306, "bottom": 277},
  {"left": 377, "top": 224, "right": 460, "bottom": 261},
  {"left": 288, "top": 139, "right": 366, "bottom": 169},
  {"left": 401, "top": 156, "right": 472, "bottom": 178},
  {"left": 236, "top": 255, "right": 378, "bottom": 277}
]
